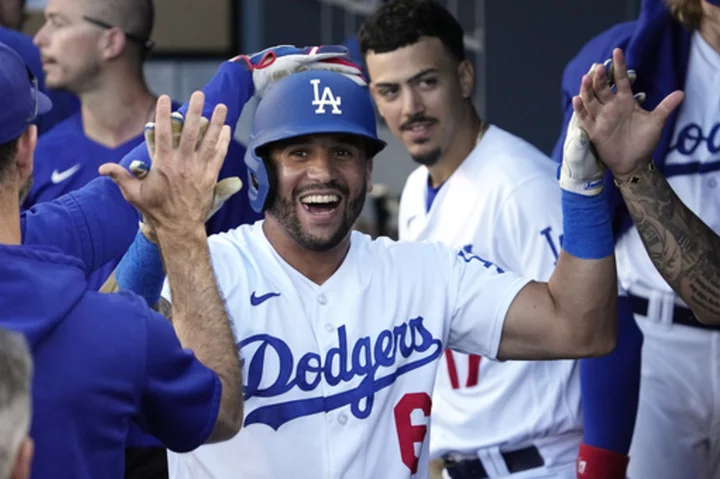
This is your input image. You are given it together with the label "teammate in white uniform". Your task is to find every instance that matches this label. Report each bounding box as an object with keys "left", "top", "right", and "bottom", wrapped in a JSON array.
[
  {"left": 555, "top": 1, "right": 720, "bottom": 476},
  {"left": 115, "top": 62, "right": 619, "bottom": 477},
  {"left": 615, "top": 30, "right": 720, "bottom": 478},
  {"left": 400, "top": 129, "right": 580, "bottom": 479},
  {"left": 358, "top": 2, "right": 641, "bottom": 478}
]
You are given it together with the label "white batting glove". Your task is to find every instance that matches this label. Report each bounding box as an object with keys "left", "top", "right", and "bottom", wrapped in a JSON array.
[
  {"left": 559, "top": 60, "right": 646, "bottom": 196},
  {"left": 559, "top": 110, "right": 606, "bottom": 195}
]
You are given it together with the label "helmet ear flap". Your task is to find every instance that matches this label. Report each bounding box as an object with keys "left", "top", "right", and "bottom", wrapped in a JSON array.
[
  {"left": 244, "top": 146, "right": 272, "bottom": 213},
  {"left": 259, "top": 154, "right": 277, "bottom": 212}
]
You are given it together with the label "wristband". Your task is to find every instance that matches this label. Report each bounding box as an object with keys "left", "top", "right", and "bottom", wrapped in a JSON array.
[
  {"left": 613, "top": 161, "right": 655, "bottom": 188},
  {"left": 114, "top": 229, "right": 165, "bottom": 305},
  {"left": 561, "top": 188, "right": 614, "bottom": 260},
  {"left": 577, "top": 443, "right": 629, "bottom": 479}
]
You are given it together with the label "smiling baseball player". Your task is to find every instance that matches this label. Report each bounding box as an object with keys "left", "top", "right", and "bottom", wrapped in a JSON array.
[{"left": 110, "top": 56, "right": 619, "bottom": 477}]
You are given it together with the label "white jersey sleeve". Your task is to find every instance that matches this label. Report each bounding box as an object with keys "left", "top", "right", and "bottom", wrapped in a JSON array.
[
  {"left": 442, "top": 245, "right": 532, "bottom": 359},
  {"left": 488, "top": 175, "right": 563, "bottom": 282}
]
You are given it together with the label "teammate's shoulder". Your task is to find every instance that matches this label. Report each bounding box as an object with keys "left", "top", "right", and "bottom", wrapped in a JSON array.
[
  {"left": 36, "top": 113, "right": 84, "bottom": 148},
  {"left": 81, "top": 289, "right": 153, "bottom": 322},
  {"left": 398, "top": 164, "right": 429, "bottom": 201},
  {"left": 473, "top": 126, "right": 557, "bottom": 183},
  {"left": 206, "top": 221, "right": 265, "bottom": 262},
  {"left": 358, "top": 232, "right": 457, "bottom": 265},
  {"left": 406, "top": 164, "right": 428, "bottom": 185},
  {"left": 68, "top": 289, "right": 156, "bottom": 353}
]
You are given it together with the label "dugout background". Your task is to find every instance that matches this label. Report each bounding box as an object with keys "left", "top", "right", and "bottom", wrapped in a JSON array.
[{"left": 23, "top": 0, "right": 643, "bottom": 196}]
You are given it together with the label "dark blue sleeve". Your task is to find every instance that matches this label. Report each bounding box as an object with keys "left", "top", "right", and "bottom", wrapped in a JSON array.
[
  {"left": 138, "top": 309, "right": 222, "bottom": 452},
  {"left": 120, "top": 60, "right": 255, "bottom": 179},
  {"left": 177, "top": 60, "right": 255, "bottom": 132},
  {"left": 205, "top": 139, "right": 263, "bottom": 235},
  {"left": 21, "top": 177, "right": 139, "bottom": 274},
  {"left": 580, "top": 295, "right": 643, "bottom": 453}
]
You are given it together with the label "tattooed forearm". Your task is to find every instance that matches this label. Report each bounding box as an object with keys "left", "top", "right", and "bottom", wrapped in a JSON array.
[{"left": 619, "top": 164, "right": 720, "bottom": 324}]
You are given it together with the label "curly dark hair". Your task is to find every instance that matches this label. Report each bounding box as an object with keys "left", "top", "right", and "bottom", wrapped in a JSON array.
[{"left": 357, "top": 0, "right": 466, "bottom": 63}]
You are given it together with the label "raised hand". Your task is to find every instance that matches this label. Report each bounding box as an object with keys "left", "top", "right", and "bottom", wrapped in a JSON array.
[
  {"left": 99, "top": 92, "right": 232, "bottom": 236},
  {"left": 573, "top": 48, "right": 685, "bottom": 181}
]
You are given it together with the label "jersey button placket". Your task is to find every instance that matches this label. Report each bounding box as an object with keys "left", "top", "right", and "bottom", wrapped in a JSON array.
[{"left": 315, "top": 289, "right": 335, "bottom": 478}]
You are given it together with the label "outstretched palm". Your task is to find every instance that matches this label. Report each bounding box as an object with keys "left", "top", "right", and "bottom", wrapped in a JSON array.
[{"left": 573, "top": 48, "right": 685, "bottom": 179}]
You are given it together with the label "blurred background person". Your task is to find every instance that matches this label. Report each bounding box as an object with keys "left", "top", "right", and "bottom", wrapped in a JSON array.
[
  {"left": 0, "top": 0, "right": 79, "bottom": 135},
  {"left": 0, "top": 328, "right": 34, "bottom": 479}
]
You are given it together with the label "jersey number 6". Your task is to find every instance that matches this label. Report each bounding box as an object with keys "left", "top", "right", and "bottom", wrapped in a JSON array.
[{"left": 394, "top": 392, "right": 432, "bottom": 474}]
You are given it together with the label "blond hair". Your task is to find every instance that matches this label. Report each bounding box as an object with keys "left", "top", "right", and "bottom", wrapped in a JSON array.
[{"left": 666, "top": 0, "right": 704, "bottom": 30}]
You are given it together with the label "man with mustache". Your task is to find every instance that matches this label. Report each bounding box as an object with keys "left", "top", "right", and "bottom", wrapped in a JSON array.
[
  {"left": 357, "top": 1, "right": 643, "bottom": 478},
  {"left": 109, "top": 50, "right": 623, "bottom": 476}
]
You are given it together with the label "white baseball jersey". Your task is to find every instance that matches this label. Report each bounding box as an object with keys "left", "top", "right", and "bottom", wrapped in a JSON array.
[
  {"left": 620, "top": 31, "right": 720, "bottom": 479},
  {"left": 399, "top": 125, "right": 582, "bottom": 463},
  {"left": 616, "top": 30, "right": 720, "bottom": 297},
  {"left": 163, "top": 221, "right": 531, "bottom": 479}
]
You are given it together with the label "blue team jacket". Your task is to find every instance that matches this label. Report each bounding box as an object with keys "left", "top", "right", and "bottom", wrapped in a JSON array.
[
  {"left": 18, "top": 59, "right": 259, "bottom": 454},
  {"left": 551, "top": 0, "right": 692, "bottom": 237},
  {"left": 11, "top": 178, "right": 222, "bottom": 479}
]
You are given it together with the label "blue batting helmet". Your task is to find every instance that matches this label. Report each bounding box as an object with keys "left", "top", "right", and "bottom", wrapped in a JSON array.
[{"left": 244, "top": 70, "right": 386, "bottom": 213}]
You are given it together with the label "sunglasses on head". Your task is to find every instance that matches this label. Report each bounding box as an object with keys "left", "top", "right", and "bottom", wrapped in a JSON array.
[{"left": 82, "top": 16, "right": 155, "bottom": 52}]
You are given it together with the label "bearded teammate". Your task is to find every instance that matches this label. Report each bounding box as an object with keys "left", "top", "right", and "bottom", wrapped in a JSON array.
[
  {"left": 357, "top": 2, "right": 643, "bottom": 478},
  {"left": 106, "top": 44, "right": 624, "bottom": 477}
]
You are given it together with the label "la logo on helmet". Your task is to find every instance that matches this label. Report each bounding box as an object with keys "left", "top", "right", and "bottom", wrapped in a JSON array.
[{"left": 311, "top": 79, "right": 342, "bottom": 115}]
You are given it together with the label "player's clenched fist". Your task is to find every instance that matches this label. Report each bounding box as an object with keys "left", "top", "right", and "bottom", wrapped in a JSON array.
[
  {"left": 99, "top": 92, "right": 233, "bottom": 235},
  {"left": 572, "top": 48, "right": 685, "bottom": 182}
]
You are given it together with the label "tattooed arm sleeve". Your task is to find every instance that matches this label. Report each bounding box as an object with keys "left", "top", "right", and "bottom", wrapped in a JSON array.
[{"left": 618, "top": 163, "right": 720, "bottom": 324}]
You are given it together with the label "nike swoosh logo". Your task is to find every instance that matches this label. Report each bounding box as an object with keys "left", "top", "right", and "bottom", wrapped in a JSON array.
[
  {"left": 251, "top": 291, "right": 281, "bottom": 306},
  {"left": 51, "top": 164, "right": 81, "bottom": 184}
]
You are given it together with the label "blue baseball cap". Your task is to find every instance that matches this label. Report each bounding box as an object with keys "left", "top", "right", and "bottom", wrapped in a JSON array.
[{"left": 0, "top": 41, "right": 52, "bottom": 144}]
